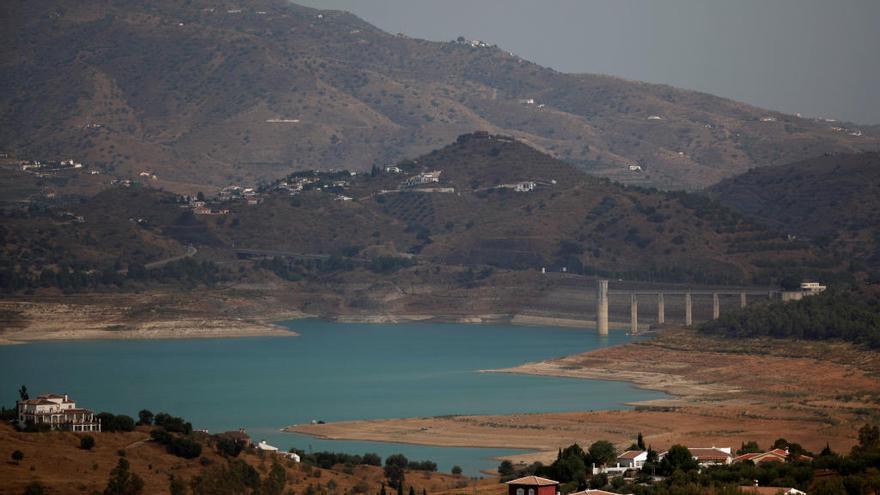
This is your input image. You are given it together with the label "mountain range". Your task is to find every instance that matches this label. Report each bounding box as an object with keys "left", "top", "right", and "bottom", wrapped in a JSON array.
[{"left": 2, "top": 0, "right": 877, "bottom": 192}]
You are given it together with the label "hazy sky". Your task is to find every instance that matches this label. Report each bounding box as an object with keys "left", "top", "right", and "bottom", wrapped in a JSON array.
[{"left": 295, "top": 0, "right": 880, "bottom": 125}]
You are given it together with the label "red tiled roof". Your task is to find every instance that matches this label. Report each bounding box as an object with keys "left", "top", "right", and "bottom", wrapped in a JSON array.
[{"left": 505, "top": 476, "right": 559, "bottom": 486}]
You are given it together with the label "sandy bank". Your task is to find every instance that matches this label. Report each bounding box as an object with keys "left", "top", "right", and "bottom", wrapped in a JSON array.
[
  {"left": 286, "top": 330, "right": 878, "bottom": 464},
  {"left": 0, "top": 299, "right": 301, "bottom": 344}
]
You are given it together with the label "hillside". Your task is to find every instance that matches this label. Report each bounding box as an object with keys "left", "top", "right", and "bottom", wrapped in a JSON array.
[
  {"left": 2, "top": 0, "right": 877, "bottom": 192},
  {"left": 710, "top": 152, "right": 880, "bottom": 272},
  {"left": 1, "top": 133, "right": 844, "bottom": 294}
]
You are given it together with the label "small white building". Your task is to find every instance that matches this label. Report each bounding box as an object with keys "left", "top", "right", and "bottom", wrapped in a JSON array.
[
  {"left": 514, "top": 181, "right": 536, "bottom": 192},
  {"left": 628, "top": 164, "right": 642, "bottom": 172},
  {"left": 617, "top": 450, "right": 648, "bottom": 469},
  {"left": 17, "top": 394, "right": 101, "bottom": 432},
  {"left": 800, "top": 282, "right": 826, "bottom": 294},
  {"left": 285, "top": 452, "right": 301, "bottom": 462},
  {"left": 256, "top": 440, "right": 279, "bottom": 453}
]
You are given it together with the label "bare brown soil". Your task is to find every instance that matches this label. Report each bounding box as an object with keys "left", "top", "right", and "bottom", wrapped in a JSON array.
[
  {"left": 290, "top": 329, "right": 880, "bottom": 466},
  {"left": 0, "top": 424, "right": 503, "bottom": 495}
]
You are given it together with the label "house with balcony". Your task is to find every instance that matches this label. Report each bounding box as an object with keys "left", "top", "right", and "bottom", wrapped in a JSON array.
[{"left": 17, "top": 393, "right": 101, "bottom": 432}]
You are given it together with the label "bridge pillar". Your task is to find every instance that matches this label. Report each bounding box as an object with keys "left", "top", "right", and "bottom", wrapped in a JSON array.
[
  {"left": 657, "top": 292, "right": 665, "bottom": 325},
  {"left": 597, "top": 280, "right": 609, "bottom": 336},
  {"left": 712, "top": 293, "right": 720, "bottom": 320},
  {"left": 630, "top": 293, "right": 638, "bottom": 334},
  {"left": 685, "top": 291, "right": 693, "bottom": 327},
  {"left": 740, "top": 292, "right": 747, "bottom": 309}
]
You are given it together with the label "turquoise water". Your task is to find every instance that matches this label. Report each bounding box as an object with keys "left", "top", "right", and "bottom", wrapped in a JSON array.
[{"left": 0, "top": 320, "right": 665, "bottom": 476}]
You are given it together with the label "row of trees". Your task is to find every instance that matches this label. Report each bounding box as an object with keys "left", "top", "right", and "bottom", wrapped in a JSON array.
[
  {"left": 0, "top": 258, "right": 227, "bottom": 294},
  {"left": 700, "top": 289, "right": 880, "bottom": 348}
]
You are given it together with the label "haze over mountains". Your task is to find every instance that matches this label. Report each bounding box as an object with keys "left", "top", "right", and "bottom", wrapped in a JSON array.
[{"left": 2, "top": 0, "right": 878, "bottom": 192}]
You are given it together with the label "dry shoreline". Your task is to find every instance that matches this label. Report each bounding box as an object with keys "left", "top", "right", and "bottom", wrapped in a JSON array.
[
  {"left": 0, "top": 298, "right": 303, "bottom": 345},
  {"left": 288, "top": 330, "right": 880, "bottom": 465}
]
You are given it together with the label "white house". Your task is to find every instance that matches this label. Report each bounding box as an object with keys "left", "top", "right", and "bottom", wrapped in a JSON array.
[
  {"left": 285, "top": 452, "right": 301, "bottom": 462},
  {"left": 617, "top": 450, "right": 649, "bottom": 469},
  {"left": 256, "top": 440, "right": 279, "bottom": 452},
  {"left": 514, "top": 181, "right": 536, "bottom": 192},
  {"left": 17, "top": 394, "right": 101, "bottom": 432}
]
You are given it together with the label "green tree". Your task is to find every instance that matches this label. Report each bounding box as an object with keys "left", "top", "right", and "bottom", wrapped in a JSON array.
[
  {"left": 589, "top": 473, "right": 608, "bottom": 489},
  {"left": 103, "top": 458, "right": 145, "bottom": 495},
  {"left": 660, "top": 445, "right": 699, "bottom": 474},
  {"left": 812, "top": 477, "right": 848, "bottom": 495},
  {"left": 384, "top": 454, "right": 408, "bottom": 486},
  {"left": 737, "top": 441, "right": 761, "bottom": 455},
  {"left": 81, "top": 435, "right": 96, "bottom": 450},
  {"left": 498, "top": 460, "right": 515, "bottom": 476},
  {"left": 18, "top": 385, "right": 28, "bottom": 400},
  {"left": 637, "top": 432, "right": 646, "bottom": 450},
  {"left": 137, "top": 410, "right": 154, "bottom": 426},
  {"left": 11, "top": 450, "right": 24, "bottom": 463},
  {"left": 451, "top": 465, "right": 462, "bottom": 476},
  {"left": 589, "top": 440, "right": 617, "bottom": 466}
]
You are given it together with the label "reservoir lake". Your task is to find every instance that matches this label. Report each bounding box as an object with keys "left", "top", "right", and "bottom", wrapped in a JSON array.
[{"left": 0, "top": 320, "right": 666, "bottom": 476}]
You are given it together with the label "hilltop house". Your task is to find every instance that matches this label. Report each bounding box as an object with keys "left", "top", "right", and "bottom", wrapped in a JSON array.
[
  {"left": 505, "top": 476, "right": 559, "bottom": 495},
  {"left": 17, "top": 394, "right": 101, "bottom": 432},
  {"left": 256, "top": 440, "right": 279, "bottom": 453},
  {"left": 403, "top": 170, "right": 442, "bottom": 187}
]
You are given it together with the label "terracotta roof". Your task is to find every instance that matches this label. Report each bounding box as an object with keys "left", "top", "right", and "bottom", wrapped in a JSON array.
[
  {"left": 505, "top": 476, "right": 559, "bottom": 486},
  {"left": 617, "top": 450, "right": 646, "bottom": 460}
]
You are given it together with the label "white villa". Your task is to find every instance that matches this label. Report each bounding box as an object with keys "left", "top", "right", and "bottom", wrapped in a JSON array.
[
  {"left": 592, "top": 450, "right": 648, "bottom": 474},
  {"left": 17, "top": 393, "right": 101, "bottom": 432},
  {"left": 256, "top": 440, "right": 279, "bottom": 452}
]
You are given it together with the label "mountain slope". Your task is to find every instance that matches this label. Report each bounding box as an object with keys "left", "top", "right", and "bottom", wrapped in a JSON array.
[
  {"left": 5, "top": 133, "right": 844, "bottom": 292},
  {"left": 710, "top": 152, "right": 880, "bottom": 271},
  {"left": 2, "top": 0, "right": 876, "bottom": 192}
]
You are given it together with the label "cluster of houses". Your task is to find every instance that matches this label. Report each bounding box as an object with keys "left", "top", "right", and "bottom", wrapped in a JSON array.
[
  {"left": 19, "top": 159, "right": 84, "bottom": 174},
  {"left": 597, "top": 445, "right": 813, "bottom": 474},
  {"left": 16, "top": 393, "right": 101, "bottom": 432},
  {"left": 507, "top": 449, "right": 810, "bottom": 495}
]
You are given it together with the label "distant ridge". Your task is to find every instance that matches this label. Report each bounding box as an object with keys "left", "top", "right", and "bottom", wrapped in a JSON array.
[{"left": 1, "top": 0, "right": 877, "bottom": 192}]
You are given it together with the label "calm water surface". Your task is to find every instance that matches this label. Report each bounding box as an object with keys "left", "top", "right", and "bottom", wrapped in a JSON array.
[{"left": 0, "top": 320, "right": 665, "bottom": 475}]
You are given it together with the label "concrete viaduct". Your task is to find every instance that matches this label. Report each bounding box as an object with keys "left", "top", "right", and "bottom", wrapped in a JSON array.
[{"left": 596, "top": 279, "right": 780, "bottom": 335}]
